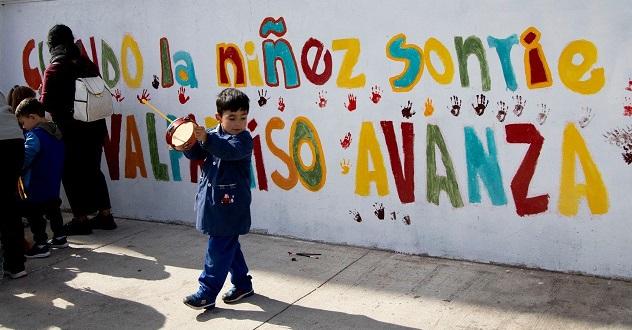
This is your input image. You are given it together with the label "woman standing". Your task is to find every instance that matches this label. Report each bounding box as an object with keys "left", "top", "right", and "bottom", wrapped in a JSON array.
[{"left": 40, "top": 24, "right": 115, "bottom": 235}]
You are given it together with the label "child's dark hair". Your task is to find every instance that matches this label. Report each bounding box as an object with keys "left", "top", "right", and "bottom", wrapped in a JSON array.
[
  {"left": 15, "top": 98, "right": 45, "bottom": 118},
  {"left": 216, "top": 88, "right": 249, "bottom": 115}
]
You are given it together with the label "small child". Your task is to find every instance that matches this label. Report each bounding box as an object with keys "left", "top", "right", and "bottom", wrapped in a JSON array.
[
  {"left": 15, "top": 98, "right": 67, "bottom": 258},
  {"left": 182, "top": 88, "right": 254, "bottom": 310}
]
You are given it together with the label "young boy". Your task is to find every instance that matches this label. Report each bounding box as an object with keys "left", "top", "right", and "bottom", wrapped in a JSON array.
[
  {"left": 182, "top": 88, "right": 255, "bottom": 310},
  {"left": 15, "top": 98, "right": 67, "bottom": 258}
]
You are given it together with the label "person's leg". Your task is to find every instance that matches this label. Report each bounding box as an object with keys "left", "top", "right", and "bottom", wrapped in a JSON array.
[
  {"left": 44, "top": 199, "right": 65, "bottom": 238},
  {"left": 86, "top": 120, "right": 115, "bottom": 230},
  {"left": 197, "top": 235, "right": 239, "bottom": 299},
  {"left": 0, "top": 139, "right": 27, "bottom": 276},
  {"left": 228, "top": 239, "right": 252, "bottom": 290},
  {"left": 26, "top": 203, "right": 48, "bottom": 245}
]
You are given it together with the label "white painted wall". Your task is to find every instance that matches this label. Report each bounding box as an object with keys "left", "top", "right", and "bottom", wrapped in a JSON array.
[{"left": 2, "top": 0, "right": 632, "bottom": 279}]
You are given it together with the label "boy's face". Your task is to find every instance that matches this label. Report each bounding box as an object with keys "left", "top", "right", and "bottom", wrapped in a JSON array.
[
  {"left": 215, "top": 109, "right": 248, "bottom": 135},
  {"left": 17, "top": 114, "right": 39, "bottom": 130}
]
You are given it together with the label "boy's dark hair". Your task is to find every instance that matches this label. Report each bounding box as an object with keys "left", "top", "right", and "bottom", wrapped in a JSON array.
[
  {"left": 15, "top": 98, "right": 45, "bottom": 118},
  {"left": 216, "top": 88, "right": 249, "bottom": 115}
]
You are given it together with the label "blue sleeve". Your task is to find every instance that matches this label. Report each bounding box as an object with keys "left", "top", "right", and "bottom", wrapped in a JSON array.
[
  {"left": 200, "top": 130, "right": 253, "bottom": 161},
  {"left": 183, "top": 140, "right": 207, "bottom": 160},
  {"left": 23, "top": 131, "right": 40, "bottom": 170}
]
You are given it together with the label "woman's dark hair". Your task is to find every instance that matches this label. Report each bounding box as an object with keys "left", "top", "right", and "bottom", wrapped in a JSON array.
[
  {"left": 7, "top": 85, "right": 36, "bottom": 112},
  {"left": 47, "top": 24, "right": 74, "bottom": 49}
]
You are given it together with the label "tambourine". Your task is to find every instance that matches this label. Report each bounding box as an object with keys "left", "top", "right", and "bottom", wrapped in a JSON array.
[{"left": 166, "top": 114, "right": 198, "bottom": 151}]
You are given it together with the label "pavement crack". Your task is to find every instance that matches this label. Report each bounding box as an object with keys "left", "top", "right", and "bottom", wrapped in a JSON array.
[{"left": 253, "top": 249, "right": 371, "bottom": 329}]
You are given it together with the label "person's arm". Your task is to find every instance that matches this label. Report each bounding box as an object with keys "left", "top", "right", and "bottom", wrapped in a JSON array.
[
  {"left": 200, "top": 130, "right": 253, "bottom": 161},
  {"left": 23, "top": 131, "right": 40, "bottom": 170},
  {"left": 39, "top": 63, "right": 64, "bottom": 116},
  {"left": 183, "top": 141, "right": 207, "bottom": 160}
]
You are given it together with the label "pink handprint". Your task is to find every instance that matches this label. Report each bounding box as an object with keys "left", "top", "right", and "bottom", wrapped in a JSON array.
[
  {"left": 340, "top": 132, "right": 352, "bottom": 149},
  {"left": 113, "top": 89, "right": 125, "bottom": 102},
  {"left": 316, "top": 91, "right": 327, "bottom": 108},
  {"left": 345, "top": 94, "right": 357, "bottom": 111},
  {"left": 178, "top": 87, "right": 190, "bottom": 104},
  {"left": 370, "top": 85, "right": 382, "bottom": 104},
  {"left": 277, "top": 97, "right": 285, "bottom": 112},
  {"left": 137, "top": 89, "right": 151, "bottom": 104}
]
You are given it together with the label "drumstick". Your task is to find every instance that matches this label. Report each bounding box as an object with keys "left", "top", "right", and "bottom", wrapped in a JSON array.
[{"left": 140, "top": 100, "right": 173, "bottom": 123}]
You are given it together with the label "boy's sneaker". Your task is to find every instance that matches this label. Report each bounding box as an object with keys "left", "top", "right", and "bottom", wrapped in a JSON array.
[
  {"left": 25, "top": 244, "right": 51, "bottom": 258},
  {"left": 221, "top": 286, "right": 254, "bottom": 304},
  {"left": 4, "top": 268, "right": 27, "bottom": 279},
  {"left": 183, "top": 292, "right": 215, "bottom": 310},
  {"left": 48, "top": 236, "right": 69, "bottom": 248},
  {"left": 63, "top": 219, "right": 92, "bottom": 236},
  {"left": 89, "top": 214, "right": 117, "bottom": 230}
]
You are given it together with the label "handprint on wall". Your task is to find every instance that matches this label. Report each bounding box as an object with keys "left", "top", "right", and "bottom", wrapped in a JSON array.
[
  {"left": 536, "top": 103, "right": 550, "bottom": 125},
  {"left": 113, "top": 89, "right": 125, "bottom": 102},
  {"left": 137, "top": 89, "right": 151, "bottom": 104},
  {"left": 624, "top": 97, "right": 632, "bottom": 116},
  {"left": 496, "top": 101, "right": 508, "bottom": 123},
  {"left": 258, "top": 89, "right": 270, "bottom": 107},
  {"left": 626, "top": 78, "right": 632, "bottom": 92},
  {"left": 316, "top": 90, "right": 328, "bottom": 108},
  {"left": 578, "top": 106, "right": 595, "bottom": 128},
  {"left": 472, "top": 94, "right": 489, "bottom": 116},
  {"left": 401, "top": 100, "right": 415, "bottom": 119},
  {"left": 448, "top": 95, "right": 462, "bottom": 116},
  {"left": 340, "top": 159, "right": 351, "bottom": 174},
  {"left": 345, "top": 93, "right": 357, "bottom": 111},
  {"left": 370, "top": 85, "right": 382, "bottom": 104},
  {"left": 423, "top": 98, "right": 434, "bottom": 117},
  {"left": 277, "top": 97, "right": 285, "bottom": 112},
  {"left": 373, "top": 203, "right": 385, "bottom": 220},
  {"left": 340, "top": 132, "right": 352, "bottom": 149},
  {"left": 178, "top": 87, "right": 190, "bottom": 104},
  {"left": 389, "top": 211, "right": 397, "bottom": 221},
  {"left": 402, "top": 215, "right": 411, "bottom": 225},
  {"left": 512, "top": 95, "right": 526, "bottom": 116},
  {"left": 349, "top": 210, "right": 362, "bottom": 223},
  {"left": 151, "top": 75, "right": 160, "bottom": 89}
]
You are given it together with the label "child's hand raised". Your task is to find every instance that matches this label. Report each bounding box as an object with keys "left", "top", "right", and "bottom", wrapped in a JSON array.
[{"left": 193, "top": 125, "right": 207, "bottom": 143}]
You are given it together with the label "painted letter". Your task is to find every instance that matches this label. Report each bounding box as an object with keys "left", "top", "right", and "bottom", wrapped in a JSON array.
[
  {"left": 424, "top": 37, "right": 454, "bottom": 85},
  {"left": 291, "top": 116, "right": 326, "bottom": 191},
  {"left": 558, "top": 40, "right": 605, "bottom": 95},
  {"left": 266, "top": 117, "right": 298, "bottom": 190},
  {"left": 22, "top": 39, "right": 42, "bottom": 89},
  {"left": 332, "top": 38, "right": 365, "bottom": 88},
  {"left": 355, "top": 122, "right": 389, "bottom": 196},
  {"left": 520, "top": 27, "right": 552, "bottom": 89},
  {"left": 506, "top": 123, "right": 549, "bottom": 216},
  {"left": 386, "top": 33, "right": 423, "bottom": 92},
  {"left": 464, "top": 127, "right": 507, "bottom": 205},
  {"left": 217, "top": 43, "right": 246, "bottom": 87},
  {"left": 301, "top": 37, "right": 333, "bottom": 85},
  {"left": 487, "top": 34, "right": 519, "bottom": 91},
  {"left": 125, "top": 115, "right": 148, "bottom": 178},
  {"left": 455, "top": 36, "right": 491, "bottom": 91},
  {"left": 244, "top": 41, "right": 264, "bottom": 86},
  {"left": 146, "top": 113, "right": 169, "bottom": 181},
  {"left": 381, "top": 121, "right": 415, "bottom": 203},
  {"left": 558, "top": 123, "right": 608, "bottom": 216},
  {"left": 121, "top": 34, "right": 144, "bottom": 88},
  {"left": 159, "top": 37, "right": 174, "bottom": 88},
  {"left": 426, "top": 124, "right": 463, "bottom": 207},
  {"left": 101, "top": 39, "right": 120, "bottom": 88}
]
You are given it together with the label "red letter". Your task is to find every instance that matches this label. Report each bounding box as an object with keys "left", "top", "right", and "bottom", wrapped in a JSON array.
[
  {"left": 505, "top": 123, "right": 549, "bottom": 216},
  {"left": 381, "top": 121, "right": 415, "bottom": 203},
  {"left": 300, "top": 37, "right": 332, "bottom": 85},
  {"left": 22, "top": 39, "right": 42, "bottom": 89}
]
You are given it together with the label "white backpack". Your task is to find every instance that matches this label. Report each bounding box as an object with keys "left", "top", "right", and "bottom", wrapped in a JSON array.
[{"left": 73, "top": 77, "right": 113, "bottom": 122}]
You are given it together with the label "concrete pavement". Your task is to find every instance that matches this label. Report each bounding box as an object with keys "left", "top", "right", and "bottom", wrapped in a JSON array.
[{"left": 1, "top": 215, "right": 632, "bottom": 329}]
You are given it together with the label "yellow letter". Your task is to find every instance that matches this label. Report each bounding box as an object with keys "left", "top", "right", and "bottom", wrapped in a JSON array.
[
  {"left": 355, "top": 122, "right": 389, "bottom": 196},
  {"left": 121, "top": 34, "right": 143, "bottom": 88},
  {"left": 558, "top": 40, "right": 605, "bottom": 95},
  {"left": 424, "top": 37, "right": 454, "bottom": 85},
  {"left": 332, "top": 38, "right": 366, "bottom": 88},
  {"left": 558, "top": 123, "right": 608, "bottom": 216},
  {"left": 244, "top": 41, "right": 264, "bottom": 86}
]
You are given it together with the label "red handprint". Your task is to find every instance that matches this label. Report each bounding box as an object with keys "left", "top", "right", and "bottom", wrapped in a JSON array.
[
  {"left": 137, "top": 89, "right": 151, "bottom": 104},
  {"left": 316, "top": 91, "right": 327, "bottom": 108},
  {"left": 113, "top": 89, "right": 125, "bottom": 102},
  {"left": 401, "top": 100, "right": 415, "bottom": 119},
  {"left": 370, "top": 85, "right": 382, "bottom": 104},
  {"left": 624, "top": 97, "right": 632, "bottom": 116},
  {"left": 340, "top": 132, "right": 352, "bottom": 149},
  {"left": 178, "top": 87, "right": 190, "bottom": 104},
  {"left": 277, "top": 97, "right": 285, "bottom": 112},
  {"left": 345, "top": 94, "right": 357, "bottom": 111}
]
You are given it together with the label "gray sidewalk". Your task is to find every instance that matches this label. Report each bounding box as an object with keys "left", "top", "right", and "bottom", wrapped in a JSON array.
[{"left": 1, "top": 216, "right": 632, "bottom": 330}]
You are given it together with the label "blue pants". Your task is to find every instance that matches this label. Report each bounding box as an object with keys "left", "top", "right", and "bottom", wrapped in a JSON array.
[{"left": 198, "top": 235, "right": 252, "bottom": 299}]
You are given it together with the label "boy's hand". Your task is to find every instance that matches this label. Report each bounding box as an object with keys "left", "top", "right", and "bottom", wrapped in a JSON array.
[{"left": 194, "top": 125, "right": 207, "bottom": 143}]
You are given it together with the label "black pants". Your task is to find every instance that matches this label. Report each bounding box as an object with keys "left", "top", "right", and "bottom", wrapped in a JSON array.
[
  {"left": 0, "top": 139, "right": 25, "bottom": 272},
  {"left": 56, "top": 117, "right": 111, "bottom": 217},
  {"left": 25, "top": 198, "right": 65, "bottom": 244}
]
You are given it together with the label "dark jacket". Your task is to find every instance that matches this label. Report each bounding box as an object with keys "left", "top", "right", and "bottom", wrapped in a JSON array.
[
  {"left": 23, "top": 122, "right": 64, "bottom": 203},
  {"left": 184, "top": 126, "right": 253, "bottom": 236}
]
